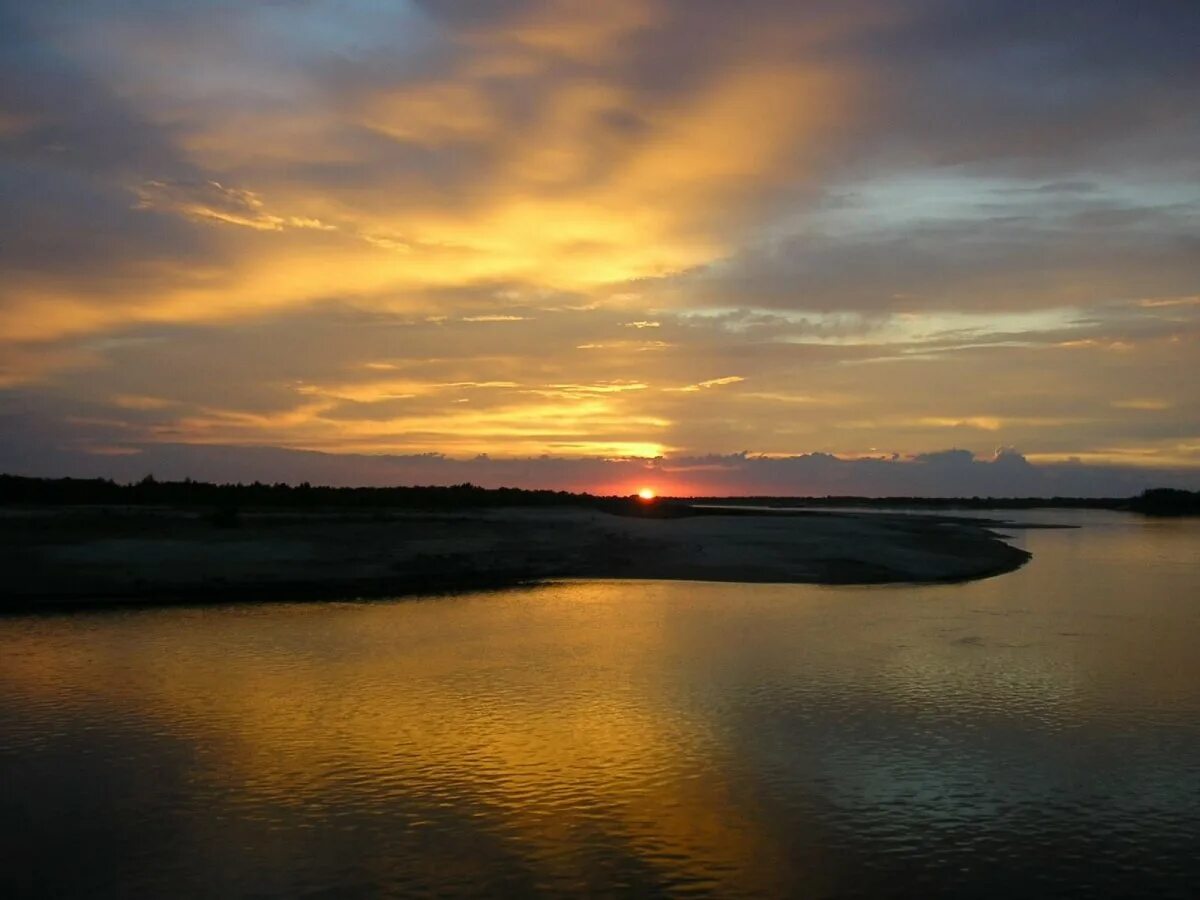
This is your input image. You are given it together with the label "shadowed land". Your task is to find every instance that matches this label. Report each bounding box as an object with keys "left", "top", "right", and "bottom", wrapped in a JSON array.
[{"left": 1, "top": 499, "right": 1033, "bottom": 613}]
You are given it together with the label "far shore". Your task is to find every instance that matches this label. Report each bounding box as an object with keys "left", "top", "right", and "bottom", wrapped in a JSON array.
[{"left": 1, "top": 504, "right": 1033, "bottom": 612}]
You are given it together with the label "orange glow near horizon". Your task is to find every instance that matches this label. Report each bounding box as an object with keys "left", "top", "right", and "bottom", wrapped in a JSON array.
[{"left": 638, "top": 487, "right": 657, "bottom": 501}]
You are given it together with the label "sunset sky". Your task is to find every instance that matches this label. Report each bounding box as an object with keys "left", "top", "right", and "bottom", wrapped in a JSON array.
[{"left": 2, "top": 0, "right": 1198, "bottom": 495}]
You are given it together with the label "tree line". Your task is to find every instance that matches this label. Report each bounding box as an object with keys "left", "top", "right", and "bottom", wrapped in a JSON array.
[
  {"left": 1, "top": 474, "right": 1195, "bottom": 516},
  {"left": 0, "top": 474, "right": 600, "bottom": 510}
]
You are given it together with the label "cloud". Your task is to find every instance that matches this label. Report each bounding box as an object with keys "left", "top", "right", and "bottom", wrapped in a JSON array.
[
  {"left": 2, "top": 414, "right": 1197, "bottom": 497},
  {"left": 650, "top": 186, "right": 1200, "bottom": 314},
  {"left": 1111, "top": 398, "right": 1172, "bottom": 411},
  {"left": 672, "top": 376, "right": 745, "bottom": 393},
  {"left": 0, "top": 0, "right": 864, "bottom": 340},
  {"left": 133, "top": 180, "right": 336, "bottom": 232},
  {"left": 3, "top": 289, "right": 1197, "bottom": 474},
  {"left": 1, "top": 0, "right": 1198, "bottom": 486}
]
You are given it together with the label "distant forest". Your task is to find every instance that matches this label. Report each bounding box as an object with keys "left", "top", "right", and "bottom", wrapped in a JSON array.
[
  {"left": 0, "top": 474, "right": 600, "bottom": 511},
  {"left": 1, "top": 474, "right": 1197, "bottom": 516}
]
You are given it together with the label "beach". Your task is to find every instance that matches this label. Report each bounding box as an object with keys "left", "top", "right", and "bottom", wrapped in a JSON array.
[{"left": 2, "top": 505, "right": 1030, "bottom": 611}]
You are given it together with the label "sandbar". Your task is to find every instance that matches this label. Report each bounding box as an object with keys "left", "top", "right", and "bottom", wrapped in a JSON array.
[{"left": 1, "top": 505, "right": 1032, "bottom": 611}]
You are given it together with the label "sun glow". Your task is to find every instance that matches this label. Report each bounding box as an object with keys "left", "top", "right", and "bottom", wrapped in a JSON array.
[{"left": 638, "top": 487, "right": 657, "bottom": 501}]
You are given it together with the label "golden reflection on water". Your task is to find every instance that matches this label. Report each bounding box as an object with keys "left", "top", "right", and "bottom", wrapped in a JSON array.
[
  {"left": 2, "top": 512, "right": 1199, "bottom": 897},
  {"left": 3, "top": 586, "right": 807, "bottom": 894}
]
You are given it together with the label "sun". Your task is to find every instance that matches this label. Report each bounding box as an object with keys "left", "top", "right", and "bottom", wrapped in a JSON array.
[{"left": 637, "top": 487, "right": 657, "bottom": 501}]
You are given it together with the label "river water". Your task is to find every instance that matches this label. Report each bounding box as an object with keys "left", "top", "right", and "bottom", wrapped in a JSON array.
[{"left": 2, "top": 511, "right": 1198, "bottom": 898}]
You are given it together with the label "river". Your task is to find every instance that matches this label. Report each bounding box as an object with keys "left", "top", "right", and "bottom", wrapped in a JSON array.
[{"left": 2, "top": 510, "right": 1198, "bottom": 897}]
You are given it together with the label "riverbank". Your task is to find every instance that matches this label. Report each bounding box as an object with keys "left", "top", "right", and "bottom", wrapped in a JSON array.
[{"left": 1, "top": 505, "right": 1032, "bottom": 611}]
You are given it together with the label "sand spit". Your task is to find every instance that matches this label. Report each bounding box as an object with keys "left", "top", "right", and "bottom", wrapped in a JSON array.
[{"left": 2, "top": 505, "right": 1031, "bottom": 611}]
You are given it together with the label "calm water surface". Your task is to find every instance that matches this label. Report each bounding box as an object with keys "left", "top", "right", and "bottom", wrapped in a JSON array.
[{"left": 2, "top": 511, "right": 1198, "bottom": 898}]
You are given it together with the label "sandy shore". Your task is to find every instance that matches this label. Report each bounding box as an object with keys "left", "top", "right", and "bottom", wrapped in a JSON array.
[{"left": 1, "top": 505, "right": 1031, "bottom": 611}]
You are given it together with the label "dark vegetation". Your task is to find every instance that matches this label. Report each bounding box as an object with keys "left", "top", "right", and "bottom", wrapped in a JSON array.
[
  {"left": 1, "top": 474, "right": 1196, "bottom": 517},
  {"left": 1127, "top": 488, "right": 1200, "bottom": 516},
  {"left": 0, "top": 474, "right": 676, "bottom": 518},
  {"left": 0, "top": 473, "right": 591, "bottom": 508}
]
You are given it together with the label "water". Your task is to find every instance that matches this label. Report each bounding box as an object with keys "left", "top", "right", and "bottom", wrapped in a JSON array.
[{"left": 1, "top": 511, "right": 1198, "bottom": 898}]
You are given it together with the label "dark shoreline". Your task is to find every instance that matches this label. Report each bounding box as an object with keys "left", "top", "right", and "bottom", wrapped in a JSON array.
[
  {"left": 2, "top": 504, "right": 1033, "bottom": 615},
  {"left": 0, "top": 572, "right": 541, "bottom": 616}
]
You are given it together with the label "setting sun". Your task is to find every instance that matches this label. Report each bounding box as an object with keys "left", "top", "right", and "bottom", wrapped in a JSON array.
[{"left": 638, "top": 487, "right": 657, "bottom": 501}]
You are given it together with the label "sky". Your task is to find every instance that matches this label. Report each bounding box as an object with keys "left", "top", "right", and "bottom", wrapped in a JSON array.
[{"left": 1, "top": 0, "right": 1198, "bottom": 496}]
